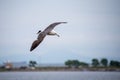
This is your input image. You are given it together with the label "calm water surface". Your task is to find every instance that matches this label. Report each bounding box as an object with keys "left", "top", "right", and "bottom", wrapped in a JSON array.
[{"left": 0, "top": 71, "right": 120, "bottom": 80}]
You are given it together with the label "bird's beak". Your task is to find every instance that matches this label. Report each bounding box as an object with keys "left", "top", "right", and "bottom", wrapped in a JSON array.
[
  {"left": 37, "top": 31, "right": 40, "bottom": 34},
  {"left": 37, "top": 30, "right": 41, "bottom": 34},
  {"left": 37, "top": 32, "right": 39, "bottom": 34}
]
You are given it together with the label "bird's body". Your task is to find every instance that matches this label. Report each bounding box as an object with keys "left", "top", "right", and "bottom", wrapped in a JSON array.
[
  {"left": 47, "top": 30, "right": 60, "bottom": 37},
  {"left": 30, "top": 22, "right": 67, "bottom": 51}
]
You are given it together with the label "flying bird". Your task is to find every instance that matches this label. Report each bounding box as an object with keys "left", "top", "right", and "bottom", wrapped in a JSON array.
[{"left": 30, "top": 22, "right": 67, "bottom": 51}]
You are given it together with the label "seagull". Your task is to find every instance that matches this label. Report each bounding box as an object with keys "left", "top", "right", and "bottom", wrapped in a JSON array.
[{"left": 30, "top": 22, "right": 67, "bottom": 51}]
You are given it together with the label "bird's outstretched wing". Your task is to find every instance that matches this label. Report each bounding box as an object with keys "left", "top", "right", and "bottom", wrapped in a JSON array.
[
  {"left": 30, "top": 40, "right": 40, "bottom": 51},
  {"left": 30, "top": 33, "right": 46, "bottom": 51},
  {"left": 30, "top": 22, "right": 67, "bottom": 51},
  {"left": 43, "top": 22, "right": 67, "bottom": 34}
]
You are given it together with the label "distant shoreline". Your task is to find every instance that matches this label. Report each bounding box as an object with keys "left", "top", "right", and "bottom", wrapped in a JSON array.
[{"left": 0, "top": 67, "right": 120, "bottom": 72}]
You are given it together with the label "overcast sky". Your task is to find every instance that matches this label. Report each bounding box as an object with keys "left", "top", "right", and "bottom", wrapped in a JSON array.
[{"left": 0, "top": 0, "right": 120, "bottom": 64}]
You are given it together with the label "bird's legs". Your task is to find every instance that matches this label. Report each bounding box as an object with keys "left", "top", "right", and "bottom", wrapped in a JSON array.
[{"left": 55, "top": 33, "right": 60, "bottom": 37}]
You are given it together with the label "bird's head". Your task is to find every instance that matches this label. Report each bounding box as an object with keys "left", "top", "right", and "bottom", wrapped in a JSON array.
[{"left": 37, "top": 30, "right": 41, "bottom": 34}]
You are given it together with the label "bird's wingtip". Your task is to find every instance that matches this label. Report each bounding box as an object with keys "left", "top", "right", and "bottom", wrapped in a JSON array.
[
  {"left": 30, "top": 49, "right": 33, "bottom": 52},
  {"left": 56, "top": 22, "right": 67, "bottom": 24},
  {"left": 62, "top": 22, "right": 67, "bottom": 23}
]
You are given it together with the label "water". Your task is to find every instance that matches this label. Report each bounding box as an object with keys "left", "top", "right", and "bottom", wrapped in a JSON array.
[{"left": 0, "top": 71, "right": 120, "bottom": 80}]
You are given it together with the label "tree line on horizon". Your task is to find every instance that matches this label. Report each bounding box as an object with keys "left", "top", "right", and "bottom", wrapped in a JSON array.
[
  {"left": 0, "top": 58, "right": 120, "bottom": 71},
  {"left": 65, "top": 58, "right": 120, "bottom": 68},
  {"left": 28, "top": 58, "right": 120, "bottom": 68}
]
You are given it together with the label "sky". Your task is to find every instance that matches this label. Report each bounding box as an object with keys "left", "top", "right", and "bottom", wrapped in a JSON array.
[{"left": 0, "top": 0, "right": 120, "bottom": 64}]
